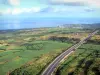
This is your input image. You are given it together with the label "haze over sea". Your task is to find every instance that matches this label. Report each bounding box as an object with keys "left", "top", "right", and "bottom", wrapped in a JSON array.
[{"left": 0, "top": 17, "right": 100, "bottom": 30}]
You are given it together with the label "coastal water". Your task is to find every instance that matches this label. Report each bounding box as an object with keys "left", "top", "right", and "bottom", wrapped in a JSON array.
[{"left": 0, "top": 17, "right": 100, "bottom": 30}]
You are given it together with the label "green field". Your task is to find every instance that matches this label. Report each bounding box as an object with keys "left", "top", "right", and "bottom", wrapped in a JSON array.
[
  {"left": 56, "top": 43, "right": 100, "bottom": 75},
  {"left": 0, "top": 40, "right": 72, "bottom": 75},
  {"left": 0, "top": 28, "right": 99, "bottom": 75}
]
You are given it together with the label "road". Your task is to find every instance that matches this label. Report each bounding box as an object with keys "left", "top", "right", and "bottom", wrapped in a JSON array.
[{"left": 41, "top": 30, "right": 99, "bottom": 75}]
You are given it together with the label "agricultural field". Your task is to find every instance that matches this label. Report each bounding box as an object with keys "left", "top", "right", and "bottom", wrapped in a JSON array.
[
  {"left": 0, "top": 28, "right": 99, "bottom": 75},
  {"left": 0, "top": 28, "right": 87, "bottom": 75},
  {"left": 0, "top": 40, "right": 72, "bottom": 75}
]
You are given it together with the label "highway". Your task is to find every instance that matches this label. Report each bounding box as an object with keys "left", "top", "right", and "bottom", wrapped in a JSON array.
[{"left": 41, "top": 30, "right": 99, "bottom": 75}]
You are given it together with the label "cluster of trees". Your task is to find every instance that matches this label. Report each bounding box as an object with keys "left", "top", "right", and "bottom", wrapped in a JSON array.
[
  {"left": 48, "top": 36, "right": 80, "bottom": 43},
  {"left": 72, "top": 50, "right": 100, "bottom": 75},
  {"left": 21, "top": 43, "right": 45, "bottom": 50},
  {"left": 87, "top": 39, "right": 100, "bottom": 44}
]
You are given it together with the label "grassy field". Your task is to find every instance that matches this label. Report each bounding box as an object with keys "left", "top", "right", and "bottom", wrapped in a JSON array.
[
  {"left": 0, "top": 40, "right": 72, "bottom": 75},
  {"left": 55, "top": 42, "right": 100, "bottom": 75},
  {"left": 0, "top": 28, "right": 96, "bottom": 75}
]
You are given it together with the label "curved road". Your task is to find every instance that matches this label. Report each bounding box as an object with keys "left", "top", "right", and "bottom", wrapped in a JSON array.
[{"left": 42, "top": 30, "right": 99, "bottom": 75}]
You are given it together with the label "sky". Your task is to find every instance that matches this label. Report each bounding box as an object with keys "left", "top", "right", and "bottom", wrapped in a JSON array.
[{"left": 0, "top": 0, "right": 100, "bottom": 29}]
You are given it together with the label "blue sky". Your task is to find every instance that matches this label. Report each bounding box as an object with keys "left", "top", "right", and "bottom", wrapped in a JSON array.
[{"left": 0, "top": 0, "right": 100, "bottom": 29}]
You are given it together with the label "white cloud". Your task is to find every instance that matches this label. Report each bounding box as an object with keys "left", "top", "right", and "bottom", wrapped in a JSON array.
[
  {"left": 12, "top": 8, "right": 22, "bottom": 15},
  {"left": 0, "top": 9, "right": 11, "bottom": 15},
  {"left": 41, "top": 6, "right": 83, "bottom": 13},
  {"left": 50, "top": 7, "right": 67, "bottom": 12},
  {"left": 2, "top": 7, "right": 42, "bottom": 15},
  {"left": 32, "top": 7, "right": 41, "bottom": 12},
  {"left": 9, "top": 0, "right": 20, "bottom": 6},
  {"left": 22, "top": 7, "right": 41, "bottom": 13},
  {"left": 2, "top": 8, "right": 22, "bottom": 15},
  {"left": 50, "top": 0, "right": 100, "bottom": 8}
]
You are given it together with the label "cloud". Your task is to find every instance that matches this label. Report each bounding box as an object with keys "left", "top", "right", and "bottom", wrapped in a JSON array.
[
  {"left": 49, "top": 0, "right": 100, "bottom": 8},
  {"left": 12, "top": 8, "right": 22, "bottom": 15},
  {"left": 41, "top": 7, "right": 69, "bottom": 13},
  {"left": 40, "top": 6, "right": 84, "bottom": 13},
  {"left": 31, "top": 7, "right": 41, "bottom": 13},
  {"left": 0, "top": 6, "right": 97, "bottom": 16},
  {"left": 40, "top": 6, "right": 98, "bottom": 14},
  {"left": 8, "top": 0, "right": 20, "bottom": 6},
  {"left": 49, "top": 0, "right": 85, "bottom": 6},
  {"left": 1, "top": 8, "right": 21, "bottom": 15},
  {"left": 2, "top": 7, "right": 42, "bottom": 15}
]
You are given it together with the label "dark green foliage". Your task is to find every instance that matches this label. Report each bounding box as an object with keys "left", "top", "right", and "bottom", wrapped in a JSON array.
[{"left": 48, "top": 36, "right": 80, "bottom": 43}]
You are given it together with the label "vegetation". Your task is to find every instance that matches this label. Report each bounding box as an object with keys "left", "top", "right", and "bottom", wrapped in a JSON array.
[
  {"left": 55, "top": 42, "right": 100, "bottom": 75},
  {"left": 0, "top": 40, "right": 72, "bottom": 75},
  {"left": 0, "top": 27, "right": 99, "bottom": 75},
  {"left": 0, "top": 28, "right": 82, "bottom": 75}
]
